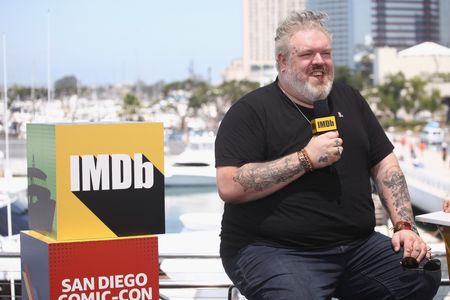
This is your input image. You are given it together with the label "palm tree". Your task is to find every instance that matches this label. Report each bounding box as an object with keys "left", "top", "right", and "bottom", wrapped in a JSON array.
[
  {"left": 120, "top": 93, "right": 143, "bottom": 121},
  {"left": 215, "top": 80, "right": 259, "bottom": 120},
  {"left": 375, "top": 72, "right": 407, "bottom": 120}
]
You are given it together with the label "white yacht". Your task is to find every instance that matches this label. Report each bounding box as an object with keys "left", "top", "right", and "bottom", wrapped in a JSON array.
[
  {"left": 165, "top": 134, "right": 216, "bottom": 187},
  {"left": 0, "top": 176, "right": 28, "bottom": 239},
  {"left": 0, "top": 176, "right": 27, "bottom": 283}
]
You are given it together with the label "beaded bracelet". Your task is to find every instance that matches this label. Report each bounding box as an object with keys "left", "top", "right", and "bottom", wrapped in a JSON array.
[
  {"left": 301, "top": 149, "right": 313, "bottom": 170},
  {"left": 393, "top": 221, "right": 419, "bottom": 235},
  {"left": 297, "top": 149, "right": 314, "bottom": 173}
]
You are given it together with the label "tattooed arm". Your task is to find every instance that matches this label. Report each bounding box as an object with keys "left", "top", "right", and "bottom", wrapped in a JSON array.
[
  {"left": 371, "top": 152, "right": 429, "bottom": 260},
  {"left": 216, "top": 152, "right": 306, "bottom": 203},
  {"left": 216, "top": 131, "right": 342, "bottom": 204},
  {"left": 371, "top": 152, "right": 414, "bottom": 225}
]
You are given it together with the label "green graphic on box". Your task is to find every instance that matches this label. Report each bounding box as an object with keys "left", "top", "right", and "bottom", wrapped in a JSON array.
[{"left": 26, "top": 124, "right": 57, "bottom": 236}]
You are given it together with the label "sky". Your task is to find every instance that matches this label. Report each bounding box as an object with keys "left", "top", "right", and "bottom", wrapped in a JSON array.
[{"left": 0, "top": 0, "right": 242, "bottom": 87}]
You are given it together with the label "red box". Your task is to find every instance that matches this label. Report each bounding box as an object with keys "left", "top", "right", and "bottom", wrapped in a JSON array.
[{"left": 20, "top": 231, "right": 159, "bottom": 300}]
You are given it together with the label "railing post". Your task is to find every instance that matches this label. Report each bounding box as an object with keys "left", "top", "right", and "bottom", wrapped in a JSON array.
[{"left": 10, "top": 278, "right": 15, "bottom": 300}]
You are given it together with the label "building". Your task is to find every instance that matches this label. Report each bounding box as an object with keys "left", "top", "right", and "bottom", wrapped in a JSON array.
[
  {"left": 373, "top": 42, "right": 450, "bottom": 123},
  {"left": 223, "top": 0, "right": 306, "bottom": 85},
  {"left": 308, "top": 0, "right": 354, "bottom": 68},
  {"left": 439, "top": 0, "right": 450, "bottom": 47},
  {"left": 373, "top": 42, "right": 450, "bottom": 97},
  {"left": 374, "top": 42, "right": 450, "bottom": 84},
  {"left": 372, "top": 0, "right": 440, "bottom": 50}
]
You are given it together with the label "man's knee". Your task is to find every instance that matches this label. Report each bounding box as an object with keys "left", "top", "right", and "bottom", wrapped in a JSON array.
[
  {"left": 400, "top": 270, "right": 441, "bottom": 300},
  {"left": 419, "top": 270, "right": 441, "bottom": 300}
]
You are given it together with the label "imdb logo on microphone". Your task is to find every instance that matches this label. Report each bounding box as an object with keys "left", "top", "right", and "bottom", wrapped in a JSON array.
[
  {"left": 311, "top": 116, "right": 337, "bottom": 134},
  {"left": 26, "top": 122, "right": 165, "bottom": 241}
]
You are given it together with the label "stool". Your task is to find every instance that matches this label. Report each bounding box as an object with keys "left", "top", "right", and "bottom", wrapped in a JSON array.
[{"left": 228, "top": 285, "right": 246, "bottom": 300}]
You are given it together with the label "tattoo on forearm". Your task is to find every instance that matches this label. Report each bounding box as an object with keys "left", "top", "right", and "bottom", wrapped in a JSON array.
[
  {"left": 381, "top": 168, "right": 413, "bottom": 222},
  {"left": 233, "top": 156, "right": 302, "bottom": 192}
]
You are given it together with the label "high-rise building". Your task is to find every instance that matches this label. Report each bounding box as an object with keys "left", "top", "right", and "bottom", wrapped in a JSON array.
[
  {"left": 372, "top": 0, "right": 440, "bottom": 49},
  {"left": 223, "top": 0, "right": 306, "bottom": 84},
  {"left": 440, "top": 0, "right": 450, "bottom": 47},
  {"left": 308, "top": 0, "right": 359, "bottom": 68}
]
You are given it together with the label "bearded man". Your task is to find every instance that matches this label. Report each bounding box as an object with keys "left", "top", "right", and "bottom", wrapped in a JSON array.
[{"left": 214, "top": 10, "right": 441, "bottom": 300}]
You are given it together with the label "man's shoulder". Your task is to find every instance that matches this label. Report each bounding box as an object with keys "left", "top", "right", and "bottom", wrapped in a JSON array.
[
  {"left": 223, "top": 81, "right": 279, "bottom": 121},
  {"left": 330, "top": 81, "right": 359, "bottom": 95},
  {"left": 329, "top": 82, "right": 365, "bottom": 104},
  {"left": 238, "top": 81, "right": 279, "bottom": 106}
]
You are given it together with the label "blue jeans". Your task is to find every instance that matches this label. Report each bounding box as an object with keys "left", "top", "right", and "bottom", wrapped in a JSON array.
[{"left": 222, "top": 232, "right": 441, "bottom": 300}]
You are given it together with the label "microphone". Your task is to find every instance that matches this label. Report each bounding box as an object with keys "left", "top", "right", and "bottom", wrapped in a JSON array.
[{"left": 311, "top": 99, "right": 337, "bottom": 135}]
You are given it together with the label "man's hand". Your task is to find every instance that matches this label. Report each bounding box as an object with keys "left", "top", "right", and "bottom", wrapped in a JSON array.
[
  {"left": 304, "top": 131, "right": 343, "bottom": 169},
  {"left": 391, "top": 230, "right": 430, "bottom": 261},
  {"left": 443, "top": 199, "right": 450, "bottom": 212}
]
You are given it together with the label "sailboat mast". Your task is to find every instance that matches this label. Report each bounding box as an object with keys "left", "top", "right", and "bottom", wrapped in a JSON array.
[
  {"left": 2, "top": 33, "right": 10, "bottom": 179},
  {"left": 47, "top": 9, "right": 52, "bottom": 108},
  {"left": 2, "top": 33, "right": 12, "bottom": 240}
]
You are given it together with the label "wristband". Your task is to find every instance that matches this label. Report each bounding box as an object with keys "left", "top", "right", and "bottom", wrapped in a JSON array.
[
  {"left": 297, "top": 149, "right": 314, "bottom": 173},
  {"left": 393, "top": 221, "right": 419, "bottom": 235}
]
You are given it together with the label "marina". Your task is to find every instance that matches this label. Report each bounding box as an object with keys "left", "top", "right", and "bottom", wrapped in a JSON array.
[
  {"left": 1, "top": 133, "right": 450, "bottom": 299},
  {"left": 0, "top": 125, "right": 450, "bottom": 300},
  {"left": 1, "top": 0, "right": 450, "bottom": 297}
]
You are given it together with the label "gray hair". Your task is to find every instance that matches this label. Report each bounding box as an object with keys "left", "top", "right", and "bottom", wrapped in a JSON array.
[{"left": 275, "top": 11, "right": 331, "bottom": 68}]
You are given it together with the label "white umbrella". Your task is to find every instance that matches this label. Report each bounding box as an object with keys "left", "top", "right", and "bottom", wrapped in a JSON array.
[{"left": 399, "top": 42, "right": 450, "bottom": 57}]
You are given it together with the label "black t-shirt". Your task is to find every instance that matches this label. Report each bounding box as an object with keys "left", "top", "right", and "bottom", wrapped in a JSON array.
[{"left": 215, "top": 80, "right": 394, "bottom": 257}]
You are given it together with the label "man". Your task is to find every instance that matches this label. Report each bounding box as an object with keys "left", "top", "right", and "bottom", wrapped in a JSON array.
[
  {"left": 444, "top": 198, "right": 450, "bottom": 212},
  {"left": 215, "top": 11, "right": 441, "bottom": 299}
]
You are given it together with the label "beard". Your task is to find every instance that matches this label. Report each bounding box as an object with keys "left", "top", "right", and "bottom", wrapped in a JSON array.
[{"left": 284, "top": 65, "right": 334, "bottom": 103}]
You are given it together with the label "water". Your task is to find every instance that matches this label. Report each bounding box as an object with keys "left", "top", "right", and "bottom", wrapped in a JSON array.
[
  {"left": 165, "top": 186, "right": 223, "bottom": 233},
  {"left": 0, "top": 136, "right": 446, "bottom": 234}
]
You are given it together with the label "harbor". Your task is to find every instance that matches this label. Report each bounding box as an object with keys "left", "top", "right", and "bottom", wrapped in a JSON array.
[
  {"left": 1, "top": 0, "right": 450, "bottom": 297},
  {"left": 0, "top": 130, "right": 450, "bottom": 299}
]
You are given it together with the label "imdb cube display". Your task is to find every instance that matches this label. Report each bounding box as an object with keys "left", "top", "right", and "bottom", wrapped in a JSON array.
[
  {"left": 26, "top": 122, "right": 165, "bottom": 240},
  {"left": 20, "top": 231, "right": 159, "bottom": 300}
]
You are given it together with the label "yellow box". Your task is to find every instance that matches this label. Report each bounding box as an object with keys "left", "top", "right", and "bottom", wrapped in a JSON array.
[{"left": 26, "top": 122, "right": 165, "bottom": 240}]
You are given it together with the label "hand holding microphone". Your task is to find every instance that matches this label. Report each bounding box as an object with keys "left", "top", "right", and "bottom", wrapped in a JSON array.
[{"left": 303, "top": 99, "right": 343, "bottom": 170}]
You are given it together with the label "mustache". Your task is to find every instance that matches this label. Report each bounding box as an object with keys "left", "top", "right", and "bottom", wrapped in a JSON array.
[
  {"left": 310, "top": 65, "right": 334, "bottom": 79},
  {"left": 309, "top": 65, "right": 326, "bottom": 73}
]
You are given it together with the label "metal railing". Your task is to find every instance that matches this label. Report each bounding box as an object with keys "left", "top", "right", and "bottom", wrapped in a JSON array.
[
  {"left": 0, "top": 251, "right": 235, "bottom": 300},
  {"left": 2, "top": 250, "right": 449, "bottom": 300}
]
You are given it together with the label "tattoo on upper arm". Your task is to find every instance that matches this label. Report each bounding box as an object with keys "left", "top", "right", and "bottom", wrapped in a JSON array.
[
  {"left": 233, "top": 156, "right": 302, "bottom": 192},
  {"left": 381, "top": 168, "right": 413, "bottom": 222}
]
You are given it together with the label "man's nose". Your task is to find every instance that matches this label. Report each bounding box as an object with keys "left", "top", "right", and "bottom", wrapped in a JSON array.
[{"left": 312, "top": 53, "right": 324, "bottom": 64}]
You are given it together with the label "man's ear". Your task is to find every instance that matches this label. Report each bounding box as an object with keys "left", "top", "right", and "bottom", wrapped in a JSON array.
[{"left": 277, "top": 53, "right": 287, "bottom": 73}]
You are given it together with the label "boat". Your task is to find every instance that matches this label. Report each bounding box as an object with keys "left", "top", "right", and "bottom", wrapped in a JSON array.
[
  {"left": 0, "top": 176, "right": 28, "bottom": 284},
  {"left": 400, "top": 161, "right": 449, "bottom": 213},
  {"left": 0, "top": 176, "right": 28, "bottom": 239},
  {"left": 165, "top": 134, "right": 216, "bottom": 187}
]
